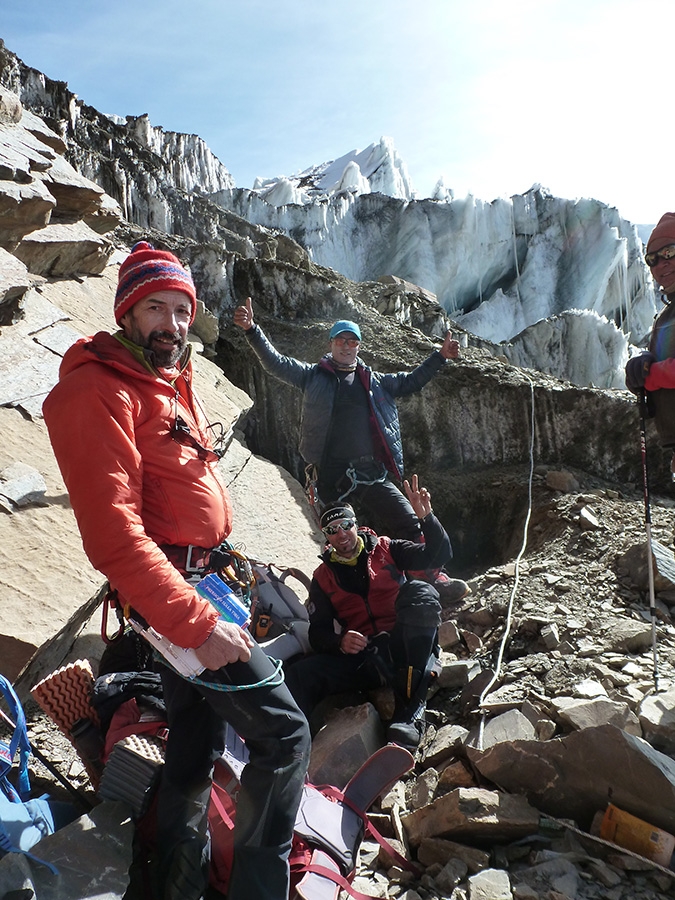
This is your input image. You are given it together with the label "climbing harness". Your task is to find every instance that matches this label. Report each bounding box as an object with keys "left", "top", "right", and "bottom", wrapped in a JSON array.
[
  {"left": 172, "top": 657, "right": 285, "bottom": 692},
  {"left": 337, "top": 458, "right": 389, "bottom": 503},
  {"left": 304, "top": 463, "right": 323, "bottom": 526}
]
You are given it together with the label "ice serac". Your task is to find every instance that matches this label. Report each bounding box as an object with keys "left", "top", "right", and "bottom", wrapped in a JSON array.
[
  {"left": 251, "top": 137, "right": 414, "bottom": 207},
  {"left": 213, "top": 157, "right": 657, "bottom": 390}
]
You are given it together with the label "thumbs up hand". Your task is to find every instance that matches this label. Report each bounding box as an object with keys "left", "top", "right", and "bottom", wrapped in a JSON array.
[{"left": 234, "top": 296, "right": 255, "bottom": 331}]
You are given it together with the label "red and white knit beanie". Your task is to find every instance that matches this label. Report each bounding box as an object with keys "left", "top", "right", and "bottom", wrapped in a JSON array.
[
  {"left": 114, "top": 241, "right": 197, "bottom": 324},
  {"left": 647, "top": 213, "right": 675, "bottom": 255}
]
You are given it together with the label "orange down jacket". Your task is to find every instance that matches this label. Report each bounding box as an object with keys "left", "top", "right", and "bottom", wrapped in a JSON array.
[{"left": 42, "top": 331, "right": 232, "bottom": 647}]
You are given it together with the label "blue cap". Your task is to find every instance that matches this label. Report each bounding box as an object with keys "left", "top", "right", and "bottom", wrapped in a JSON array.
[{"left": 329, "top": 320, "right": 361, "bottom": 340}]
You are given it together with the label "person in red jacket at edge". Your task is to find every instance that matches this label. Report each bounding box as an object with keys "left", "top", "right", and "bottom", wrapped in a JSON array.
[
  {"left": 43, "top": 242, "right": 310, "bottom": 900},
  {"left": 285, "top": 474, "right": 450, "bottom": 751},
  {"left": 626, "top": 213, "right": 675, "bottom": 480}
]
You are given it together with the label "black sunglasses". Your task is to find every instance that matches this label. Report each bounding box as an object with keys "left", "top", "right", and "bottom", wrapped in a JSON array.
[
  {"left": 322, "top": 518, "right": 357, "bottom": 535},
  {"left": 645, "top": 245, "right": 675, "bottom": 267}
]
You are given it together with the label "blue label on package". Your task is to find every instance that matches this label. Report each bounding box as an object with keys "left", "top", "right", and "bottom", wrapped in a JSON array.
[{"left": 196, "top": 573, "right": 250, "bottom": 628}]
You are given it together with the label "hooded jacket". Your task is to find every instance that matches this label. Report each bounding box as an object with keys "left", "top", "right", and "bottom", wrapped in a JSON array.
[
  {"left": 645, "top": 298, "right": 675, "bottom": 446},
  {"left": 43, "top": 331, "right": 232, "bottom": 647},
  {"left": 244, "top": 324, "right": 446, "bottom": 479}
]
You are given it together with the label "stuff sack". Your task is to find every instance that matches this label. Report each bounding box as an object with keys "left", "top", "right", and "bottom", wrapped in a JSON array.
[
  {"left": 0, "top": 673, "right": 69, "bottom": 870},
  {"left": 248, "top": 561, "right": 311, "bottom": 660}
]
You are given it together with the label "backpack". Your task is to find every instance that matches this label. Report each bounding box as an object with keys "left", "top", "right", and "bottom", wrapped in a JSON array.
[
  {"left": 248, "top": 561, "right": 312, "bottom": 660},
  {"left": 0, "top": 673, "right": 75, "bottom": 871},
  {"left": 208, "top": 743, "right": 418, "bottom": 900}
]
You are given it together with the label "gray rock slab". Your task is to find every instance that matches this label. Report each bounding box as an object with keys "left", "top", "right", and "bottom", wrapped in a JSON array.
[
  {"left": 640, "top": 685, "right": 675, "bottom": 756},
  {"left": 468, "top": 867, "right": 513, "bottom": 900},
  {"left": 33, "top": 153, "right": 104, "bottom": 218},
  {"left": 402, "top": 787, "right": 540, "bottom": 846},
  {"left": 0, "top": 121, "right": 57, "bottom": 179},
  {"left": 468, "top": 723, "right": 675, "bottom": 833},
  {"left": 34, "top": 321, "right": 83, "bottom": 357},
  {"left": 83, "top": 191, "right": 124, "bottom": 235},
  {"left": 0, "top": 461, "right": 47, "bottom": 507},
  {"left": 423, "top": 723, "right": 470, "bottom": 769},
  {"left": 617, "top": 539, "right": 675, "bottom": 593},
  {"left": 417, "top": 837, "right": 490, "bottom": 873},
  {"left": 0, "top": 291, "right": 76, "bottom": 416},
  {"left": 598, "top": 616, "right": 655, "bottom": 653},
  {"left": 551, "top": 696, "right": 642, "bottom": 735},
  {"left": 14, "top": 221, "right": 114, "bottom": 277},
  {"left": 438, "top": 658, "right": 480, "bottom": 689},
  {"left": 465, "top": 709, "right": 537, "bottom": 751},
  {"left": 0, "top": 245, "right": 29, "bottom": 308},
  {"left": 0, "top": 800, "right": 133, "bottom": 899},
  {"left": 0, "top": 177, "right": 55, "bottom": 247},
  {"left": 0, "top": 332, "right": 61, "bottom": 417},
  {"left": 19, "top": 106, "right": 68, "bottom": 154}
]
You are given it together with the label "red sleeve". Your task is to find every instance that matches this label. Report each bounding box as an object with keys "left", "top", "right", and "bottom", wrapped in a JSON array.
[
  {"left": 43, "top": 368, "right": 219, "bottom": 648},
  {"left": 645, "top": 359, "right": 675, "bottom": 391}
]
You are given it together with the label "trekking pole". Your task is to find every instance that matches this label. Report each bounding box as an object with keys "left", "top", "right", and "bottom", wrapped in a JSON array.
[
  {"left": 638, "top": 389, "right": 660, "bottom": 693},
  {"left": 0, "top": 708, "right": 93, "bottom": 811}
]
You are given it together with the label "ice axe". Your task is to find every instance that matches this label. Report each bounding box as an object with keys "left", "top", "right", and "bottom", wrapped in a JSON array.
[{"left": 638, "top": 388, "right": 660, "bottom": 692}]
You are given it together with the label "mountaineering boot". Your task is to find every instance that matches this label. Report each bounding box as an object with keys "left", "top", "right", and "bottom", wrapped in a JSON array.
[
  {"left": 432, "top": 572, "right": 471, "bottom": 606},
  {"left": 386, "top": 665, "right": 432, "bottom": 751},
  {"left": 386, "top": 581, "right": 442, "bottom": 750},
  {"left": 405, "top": 568, "right": 471, "bottom": 607}
]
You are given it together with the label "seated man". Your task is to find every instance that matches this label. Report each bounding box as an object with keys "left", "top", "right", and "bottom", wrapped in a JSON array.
[{"left": 285, "top": 475, "right": 451, "bottom": 750}]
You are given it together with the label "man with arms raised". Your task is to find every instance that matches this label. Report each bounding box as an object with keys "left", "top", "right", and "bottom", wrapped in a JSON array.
[{"left": 234, "top": 297, "right": 468, "bottom": 602}]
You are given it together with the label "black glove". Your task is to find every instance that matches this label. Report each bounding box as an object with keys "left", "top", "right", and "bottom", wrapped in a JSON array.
[{"left": 625, "top": 352, "right": 655, "bottom": 394}]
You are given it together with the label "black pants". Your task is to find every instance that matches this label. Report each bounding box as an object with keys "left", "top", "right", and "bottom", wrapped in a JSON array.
[
  {"left": 317, "top": 469, "right": 422, "bottom": 542},
  {"left": 155, "top": 643, "right": 310, "bottom": 900},
  {"left": 285, "top": 581, "right": 441, "bottom": 721}
]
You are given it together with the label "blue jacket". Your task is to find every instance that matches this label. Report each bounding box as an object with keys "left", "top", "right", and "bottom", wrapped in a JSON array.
[{"left": 244, "top": 324, "right": 447, "bottom": 479}]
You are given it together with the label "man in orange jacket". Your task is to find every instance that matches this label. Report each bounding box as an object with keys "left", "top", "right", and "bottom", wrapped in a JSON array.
[{"left": 43, "top": 242, "right": 310, "bottom": 900}]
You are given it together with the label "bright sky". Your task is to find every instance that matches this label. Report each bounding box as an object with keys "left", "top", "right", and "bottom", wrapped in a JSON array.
[{"left": 2, "top": 0, "right": 671, "bottom": 225}]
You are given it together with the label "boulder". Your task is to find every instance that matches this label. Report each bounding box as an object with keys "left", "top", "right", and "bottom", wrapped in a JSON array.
[
  {"left": 401, "top": 787, "right": 540, "bottom": 846},
  {"left": 551, "top": 696, "right": 642, "bottom": 736},
  {"left": 308, "top": 702, "right": 383, "bottom": 788},
  {"left": 465, "top": 709, "right": 537, "bottom": 750},
  {"left": 416, "top": 837, "right": 490, "bottom": 873},
  {"left": 468, "top": 723, "right": 675, "bottom": 833},
  {"left": 639, "top": 686, "right": 675, "bottom": 756}
]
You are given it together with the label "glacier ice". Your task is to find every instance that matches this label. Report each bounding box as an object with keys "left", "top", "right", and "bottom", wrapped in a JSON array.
[{"left": 210, "top": 139, "right": 658, "bottom": 390}]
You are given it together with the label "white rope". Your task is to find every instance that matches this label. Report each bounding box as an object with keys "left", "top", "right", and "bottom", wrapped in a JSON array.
[{"left": 476, "top": 371, "right": 536, "bottom": 750}]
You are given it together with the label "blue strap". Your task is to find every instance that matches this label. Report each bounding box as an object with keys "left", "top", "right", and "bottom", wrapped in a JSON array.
[
  {"left": 0, "top": 825, "right": 58, "bottom": 874},
  {"left": 0, "top": 675, "right": 31, "bottom": 800}
]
